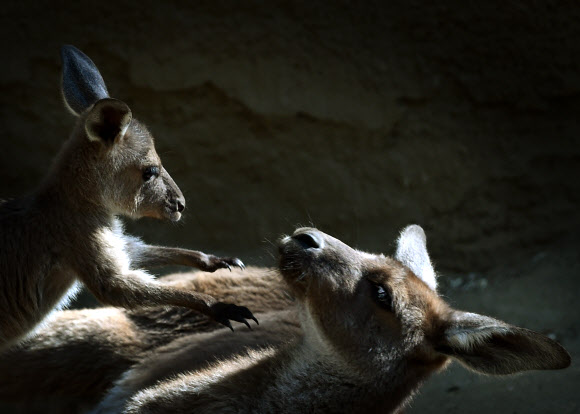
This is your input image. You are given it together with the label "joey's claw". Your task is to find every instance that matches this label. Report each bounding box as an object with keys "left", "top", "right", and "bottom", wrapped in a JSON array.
[
  {"left": 210, "top": 302, "right": 258, "bottom": 331},
  {"left": 206, "top": 256, "right": 245, "bottom": 272},
  {"left": 231, "top": 258, "right": 245, "bottom": 270},
  {"left": 233, "top": 317, "right": 252, "bottom": 330},
  {"left": 222, "top": 319, "right": 234, "bottom": 332}
]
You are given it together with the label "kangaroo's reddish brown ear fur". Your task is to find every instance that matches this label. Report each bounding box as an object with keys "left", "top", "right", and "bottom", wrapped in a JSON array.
[{"left": 435, "top": 311, "right": 571, "bottom": 375}]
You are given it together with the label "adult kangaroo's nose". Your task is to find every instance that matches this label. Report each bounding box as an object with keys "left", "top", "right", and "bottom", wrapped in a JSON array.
[{"left": 292, "top": 228, "right": 324, "bottom": 250}]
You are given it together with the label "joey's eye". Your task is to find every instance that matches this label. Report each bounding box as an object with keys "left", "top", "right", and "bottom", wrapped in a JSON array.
[
  {"left": 142, "top": 166, "right": 160, "bottom": 182},
  {"left": 370, "top": 282, "right": 393, "bottom": 311}
]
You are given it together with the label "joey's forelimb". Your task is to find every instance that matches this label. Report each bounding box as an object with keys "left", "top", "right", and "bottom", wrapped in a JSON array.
[
  {"left": 119, "top": 241, "right": 256, "bottom": 329},
  {"left": 126, "top": 243, "right": 246, "bottom": 272}
]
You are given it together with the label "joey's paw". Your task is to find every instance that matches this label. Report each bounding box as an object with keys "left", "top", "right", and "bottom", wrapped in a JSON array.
[
  {"left": 210, "top": 302, "right": 259, "bottom": 332},
  {"left": 205, "top": 256, "right": 245, "bottom": 272}
]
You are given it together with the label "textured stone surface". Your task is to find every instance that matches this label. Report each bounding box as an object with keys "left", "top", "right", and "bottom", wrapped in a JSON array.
[
  {"left": 0, "top": 2, "right": 578, "bottom": 412},
  {"left": 1, "top": 1, "right": 579, "bottom": 272},
  {"left": 2, "top": 1, "right": 579, "bottom": 273}
]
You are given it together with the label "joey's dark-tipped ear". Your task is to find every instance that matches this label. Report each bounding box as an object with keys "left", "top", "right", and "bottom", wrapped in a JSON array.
[
  {"left": 61, "top": 45, "right": 109, "bottom": 116},
  {"left": 436, "top": 311, "right": 571, "bottom": 375},
  {"left": 85, "top": 98, "right": 132, "bottom": 143},
  {"left": 395, "top": 224, "right": 437, "bottom": 291}
]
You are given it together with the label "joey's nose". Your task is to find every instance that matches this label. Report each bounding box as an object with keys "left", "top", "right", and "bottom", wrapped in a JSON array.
[
  {"left": 175, "top": 198, "right": 185, "bottom": 212},
  {"left": 292, "top": 230, "right": 323, "bottom": 249}
]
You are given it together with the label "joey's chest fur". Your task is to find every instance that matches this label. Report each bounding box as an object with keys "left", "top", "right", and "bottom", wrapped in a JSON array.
[{"left": 96, "top": 220, "right": 134, "bottom": 273}]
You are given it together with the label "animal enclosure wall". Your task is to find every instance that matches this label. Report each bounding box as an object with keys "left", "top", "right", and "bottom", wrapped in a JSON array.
[{"left": 0, "top": 2, "right": 578, "bottom": 413}]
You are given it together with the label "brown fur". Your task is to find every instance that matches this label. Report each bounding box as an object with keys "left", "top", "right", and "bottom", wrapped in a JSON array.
[
  {"left": 94, "top": 226, "right": 569, "bottom": 414},
  {"left": 0, "top": 267, "right": 289, "bottom": 411},
  {"left": 0, "top": 227, "right": 570, "bottom": 413},
  {"left": 0, "top": 45, "right": 256, "bottom": 353}
]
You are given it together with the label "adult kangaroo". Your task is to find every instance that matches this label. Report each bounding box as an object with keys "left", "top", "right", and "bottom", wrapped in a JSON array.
[
  {"left": 95, "top": 226, "right": 571, "bottom": 413},
  {"left": 0, "top": 45, "right": 256, "bottom": 353}
]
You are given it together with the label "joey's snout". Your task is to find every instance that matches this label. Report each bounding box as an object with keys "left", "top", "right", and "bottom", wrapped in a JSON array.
[
  {"left": 165, "top": 195, "right": 185, "bottom": 221},
  {"left": 172, "top": 197, "right": 185, "bottom": 213},
  {"left": 160, "top": 167, "right": 185, "bottom": 221}
]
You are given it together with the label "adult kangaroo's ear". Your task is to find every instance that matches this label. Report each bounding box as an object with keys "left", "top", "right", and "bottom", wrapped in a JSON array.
[
  {"left": 395, "top": 224, "right": 437, "bottom": 291},
  {"left": 61, "top": 45, "right": 109, "bottom": 116},
  {"left": 436, "top": 311, "right": 571, "bottom": 375},
  {"left": 85, "top": 98, "right": 132, "bottom": 143}
]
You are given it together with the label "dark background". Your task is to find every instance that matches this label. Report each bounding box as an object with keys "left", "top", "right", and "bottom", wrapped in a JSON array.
[{"left": 1, "top": 1, "right": 579, "bottom": 412}]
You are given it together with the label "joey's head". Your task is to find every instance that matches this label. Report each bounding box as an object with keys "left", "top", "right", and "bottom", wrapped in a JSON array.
[
  {"left": 58, "top": 45, "right": 185, "bottom": 221},
  {"left": 278, "top": 226, "right": 570, "bottom": 380}
]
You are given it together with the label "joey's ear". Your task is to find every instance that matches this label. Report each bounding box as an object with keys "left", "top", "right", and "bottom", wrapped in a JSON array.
[
  {"left": 61, "top": 45, "right": 109, "bottom": 116},
  {"left": 395, "top": 224, "right": 437, "bottom": 290},
  {"left": 436, "top": 311, "right": 571, "bottom": 375},
  {"left": 85, "top": 98, "right": 132, "bottom": 143}
]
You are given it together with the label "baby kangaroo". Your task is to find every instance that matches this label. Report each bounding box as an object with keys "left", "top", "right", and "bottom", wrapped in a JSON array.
[
  {"left": 0, "top": 45, "right": 256, "bottom": 352},
  {"left": 97, "top": 226, "right": 570, "bottom": 414}
]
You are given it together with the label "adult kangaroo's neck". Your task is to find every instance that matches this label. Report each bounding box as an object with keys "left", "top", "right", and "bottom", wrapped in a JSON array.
[
  {"left": 226, "top": 340, "right": 401, "bottom": 414},
  {"left": 254, "top": 337, "right": 439, "bottom": 414}
]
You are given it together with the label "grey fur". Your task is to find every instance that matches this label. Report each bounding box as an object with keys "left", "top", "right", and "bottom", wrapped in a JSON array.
[
  {"left": 61, "top": 45, "right": 109, "bottom": 115},
  {"left": 0, "top": 45, "right": 255, "bottom": 353}
]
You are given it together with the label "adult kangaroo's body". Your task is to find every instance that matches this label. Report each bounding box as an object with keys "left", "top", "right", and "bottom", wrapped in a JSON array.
[
  {"left": 0, "top": 226, "right": 571, "bottom": 413},
  {"left": 95, "top": 226, "right": 570, "bottom": 414},
  {"left": 0, "top": 268, "right": 289, "bottom": 412},
  {"left": 0, "top": 45, "right": 255, "bottom": 352}
]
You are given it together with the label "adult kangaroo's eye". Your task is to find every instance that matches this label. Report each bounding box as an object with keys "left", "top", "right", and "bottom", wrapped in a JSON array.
[
  {"left": 143, "top": 166, "right": 160, "bottom": 182},
  {"left": 370, "top": 282, "right": 393, "bottom": 312}
]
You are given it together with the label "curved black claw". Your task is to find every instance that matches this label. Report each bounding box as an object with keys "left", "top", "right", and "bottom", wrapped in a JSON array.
[
  {"left": 210, "top": 302, "right": 258, "bottom": 331},
  {"left": 206, "top": 256, "right": 245, "bottom": 272},
  {"left": 230, "top": 258, "right": 245, "bottom": 271},
  {"left": 223, "top": 319, "right": 234, "bottom": 332}
]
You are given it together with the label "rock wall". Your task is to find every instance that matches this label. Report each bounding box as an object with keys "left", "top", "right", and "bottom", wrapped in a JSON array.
[{"left": 1, "top": 1, "right": 579, "bottom": 273}]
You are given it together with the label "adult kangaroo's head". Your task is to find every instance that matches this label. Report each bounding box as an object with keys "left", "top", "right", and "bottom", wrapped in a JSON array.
[
  {"left": 279, "top": 226, "right": 571, "bottom": 382},
  {"left": 58, "top": 45, "right": 185, "bottom": 221}
]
